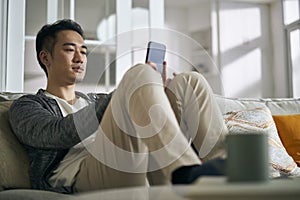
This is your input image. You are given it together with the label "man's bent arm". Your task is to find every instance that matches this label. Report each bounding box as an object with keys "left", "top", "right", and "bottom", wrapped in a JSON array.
[{"left": 9, "top": 95, "right": 103, "bottom": 149}]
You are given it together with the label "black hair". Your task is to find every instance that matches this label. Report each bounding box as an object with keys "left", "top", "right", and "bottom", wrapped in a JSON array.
[{"left": 35, "top": 19, "right": 85, "bottom": 76}]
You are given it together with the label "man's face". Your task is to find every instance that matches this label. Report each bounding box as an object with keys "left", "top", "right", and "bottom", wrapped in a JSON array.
[{"left": 46, "top": 30, "right": 87, "bottom": 85}]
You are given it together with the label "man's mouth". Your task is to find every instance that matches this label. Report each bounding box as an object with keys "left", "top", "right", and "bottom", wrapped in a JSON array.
[{"left": 72, "top": 66, "right": 84, "bottom": 73}]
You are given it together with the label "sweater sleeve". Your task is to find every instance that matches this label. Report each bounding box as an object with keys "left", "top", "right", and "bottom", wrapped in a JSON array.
[
  {"left": 8, "top": 95, "right": 101, "bottom": 150},
  {"left": 92, "top": 91, "right": 113, "bottom": 121}
]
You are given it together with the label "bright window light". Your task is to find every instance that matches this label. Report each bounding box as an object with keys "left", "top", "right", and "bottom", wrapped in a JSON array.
[
  {"left": 97, "top": 14, "right": 116, "bottom": 41},
  {"left": 291, "top": 29, "right": 300, "bottom": 97},
  {"left": 222, "top": 48, "right": 262, "bottom": 97},
  {"left": 97, "top": 8, "right": 149, "bottom": 41},
  {"left": 283, "top": 0, "right": 300, "bottom": 25},
  {"left": 219, "top": 7, "right": 261, "bottom": 52}
]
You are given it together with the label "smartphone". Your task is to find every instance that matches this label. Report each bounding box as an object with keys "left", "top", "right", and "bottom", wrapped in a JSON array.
[{"left": 145, "top": 41, "right": 166, "bottom": 74}]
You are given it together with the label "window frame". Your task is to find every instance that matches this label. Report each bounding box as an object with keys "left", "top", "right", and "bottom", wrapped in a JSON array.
[{"left": 283, "top": 0, "right": 300, "bottom": 97}]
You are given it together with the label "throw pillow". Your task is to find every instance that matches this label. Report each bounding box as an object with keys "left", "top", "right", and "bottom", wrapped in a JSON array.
[
  {"left": 223, "top": 107, "right": 300, "bottom": 178},
  {"left": 0, "top": 101, "right": 31, "bottom": 190},
  {"left": 273, "top": 114, "right": 300, "bottom": 167}
]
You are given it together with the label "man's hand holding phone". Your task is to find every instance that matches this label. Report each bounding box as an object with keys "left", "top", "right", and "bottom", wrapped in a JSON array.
[
  {"left": 145, "top": 41, "right": 168, "bottom": 86},
  {"left": 146, "top": 61, "right": 167, "bottom": 87},
  {"left": 145, "top": 41, "right": 166, "bottom": 73}
]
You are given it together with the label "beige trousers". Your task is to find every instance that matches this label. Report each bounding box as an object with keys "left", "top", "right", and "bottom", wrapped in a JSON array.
[{"left": 73, "top": 64, "right": 228, "bottom": 192}]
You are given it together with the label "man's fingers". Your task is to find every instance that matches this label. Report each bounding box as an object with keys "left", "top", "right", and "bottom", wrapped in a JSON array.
[
  {"left": 146, "top": 61, "right": 158, "bottom": 71},
  {"left": 162, "top": 61, "right": 167, "bottom": 85}
]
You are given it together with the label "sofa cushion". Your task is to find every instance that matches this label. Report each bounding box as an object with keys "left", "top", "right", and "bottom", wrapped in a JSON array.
[
  {"left": 0, "top": 189, "right": 73, "bottom": 200},
  {"left": 273, "top": 114, "right": 300, "bottom": 167},
  {"left": 0, "top": 92, "right": 26, "bottom": 102},
  {"left": 215, "top": 95, "right": 266, "bottom": 115},
  {"left": 215, "top": 95, "right": 300, "bottom": 116},
  {"left": 266, "top": 98, "right": 300, "bottom": 115},
  {"left": 223, "top": 107, "right": 300, "bottom": 177},
  {"left": 0, "top": 101, "right": 31, "bottom": 190}
]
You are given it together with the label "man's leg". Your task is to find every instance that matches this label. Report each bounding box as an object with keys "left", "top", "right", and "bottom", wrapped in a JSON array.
[
  {"left": 73, "top": 81, "right": 148, "bottom": 191},
  {"left": 165, "top": 72, "right": 228, "bottom": 162},
  {"left": 74, "top": 64, "right": 200, "bottom": 191},
  {"left": 146, "top": 71, "right": 228, "bottom": 184}
]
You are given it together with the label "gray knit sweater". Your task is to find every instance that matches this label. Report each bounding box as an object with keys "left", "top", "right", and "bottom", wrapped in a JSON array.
[{"left": 8, "top": 89, "right": 112, "bottom": 193}]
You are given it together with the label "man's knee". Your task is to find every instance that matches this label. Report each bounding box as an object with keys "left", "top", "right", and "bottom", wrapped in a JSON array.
[
  {"left": 125, "top": 63, "right": 157, "bottom": 77},
  {"left": 123, "top": 63, "right": 162, "bottom": 84},
  {"left": 170, "top": 71, "right": 210, "bottom": 90},
  {"left": 177, "top": 71, "right": 206, "bottom": 82},
  {"left": 112, "top": 63, "right": 163, "bottom": 106}
]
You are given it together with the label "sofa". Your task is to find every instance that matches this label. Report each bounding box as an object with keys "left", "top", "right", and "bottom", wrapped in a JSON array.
[{"left": 0, "top": 92, "right": 300, "bottom": 200}]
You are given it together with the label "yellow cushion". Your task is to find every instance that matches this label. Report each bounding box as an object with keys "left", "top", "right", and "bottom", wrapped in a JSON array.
[
  {"left": 273, "top": 114, "right": 300, "bottom": 167},
  {"left": 224, "top": 107, "right": 300, "bottom": 177}
]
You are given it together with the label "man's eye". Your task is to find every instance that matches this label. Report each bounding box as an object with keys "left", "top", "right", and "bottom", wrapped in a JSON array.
[
  {"left": 66, "top": 49, "right": 74, "bottom": 52},
  {"left": 81, "top": 51, "right": 87, "bottom": 55}
]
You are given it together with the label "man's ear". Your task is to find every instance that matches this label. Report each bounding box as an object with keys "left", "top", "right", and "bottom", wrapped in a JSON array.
[{"left": 39, "top": 50, "right": 50, "bottom": 68}]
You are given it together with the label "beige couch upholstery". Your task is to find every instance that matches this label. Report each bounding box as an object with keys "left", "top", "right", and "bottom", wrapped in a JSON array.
[
  {"left": 0, "top": 92, "right": 300, "bottom": 198},
  {"left": 215, "top": 95, "right": 300, "bottom": 116},
  {"left": 0, "top": 99, "right": 30, "bottom": 191}
]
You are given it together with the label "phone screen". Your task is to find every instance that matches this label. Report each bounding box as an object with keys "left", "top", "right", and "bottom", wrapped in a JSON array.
[{"left": 145, "top": 41, "right": 166, "bottom": 74}]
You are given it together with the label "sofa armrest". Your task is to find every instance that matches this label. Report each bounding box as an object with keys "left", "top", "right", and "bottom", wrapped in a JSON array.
[{"left": 0, "top": 101, "right": 31, "bottom": 190}]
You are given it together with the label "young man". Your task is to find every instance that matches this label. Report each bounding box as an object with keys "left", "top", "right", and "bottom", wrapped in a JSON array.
[{"left": 9, "top": 19, "right": 228, "bottom": 193}]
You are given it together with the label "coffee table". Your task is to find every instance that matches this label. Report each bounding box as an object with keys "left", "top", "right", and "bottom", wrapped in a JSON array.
[{"left": 75, "top": 176, "right": 300, "bottom": 200}]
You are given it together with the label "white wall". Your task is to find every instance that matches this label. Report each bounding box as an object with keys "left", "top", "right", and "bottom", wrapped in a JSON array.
[
  {"left": 165, "top": 7, "right": 188, "bottom": 32},
  {"left": 165, "top": 0, "right": 290, "bottom": 98},
  {"left": 164, "top": 7, "right": 193, "bottom": 75},
  {"left": 164, "top": 3, "right": 223, "bottom": 95},
  {"left": 217, "top": 1, "right": 274, "bottom": 98},
  {"left": 24, "top": 0, "right": 47, "bottom": 93},
  {"left": 2, "top": 0, "right": 290, "bottom": 97},
  {"left": 270, "top": 0, "right": 289, "bottom": 97},
  {"left": 188, "top": 1, "right": 211, "bottom": 32}
]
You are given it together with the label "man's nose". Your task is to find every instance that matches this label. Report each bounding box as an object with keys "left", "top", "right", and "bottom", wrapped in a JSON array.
[{"left": 73, "top": 50, "right": 85, "bottom": 63}]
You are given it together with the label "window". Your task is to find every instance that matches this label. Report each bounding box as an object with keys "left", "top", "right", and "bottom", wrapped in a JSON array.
[
  {"left": 283, "top": 0, "right": 300, "bottom": 25},
  {"left": 24, "top": 0, "right": 117, "bottom": 93},
  {"left": 0, "top": 0, "right": 7, "bottom": 91},
  {"left": 1, "top": 0, "right": 163, "bottom": 93},
  {"left": 288, "top": 29, "right": 300, "bottom": 97},
  {"left": 217, "top": 1, "right": 272, "bottom": 98},
  {"left": 283, "top": 0, "right": 300, "bottom": 97}
]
